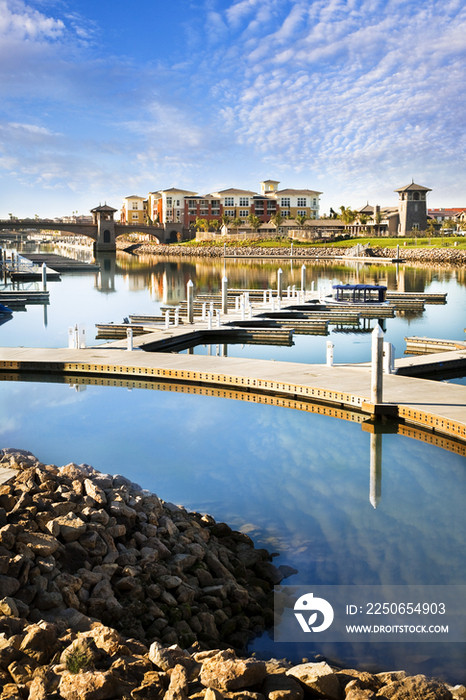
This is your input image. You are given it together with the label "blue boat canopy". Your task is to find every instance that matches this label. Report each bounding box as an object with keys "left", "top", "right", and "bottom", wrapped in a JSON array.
[{"left": 332, "top": 284, "right": 387, "bottom": 303}]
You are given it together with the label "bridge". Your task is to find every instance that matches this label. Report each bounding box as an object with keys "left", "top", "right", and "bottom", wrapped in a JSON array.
[{"left": 0, "top": 205, "right": 178, "bottom": 251}]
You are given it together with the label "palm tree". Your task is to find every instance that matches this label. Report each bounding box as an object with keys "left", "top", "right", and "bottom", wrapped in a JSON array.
[
  {"left": 210, "top": 219, "right": 221, "bottom": 232},
  {"left": 248, "top": 214, "right": 261, "bottom": 233},
  {"left": 270, "top": 212, "right": 284, "bottom": 232},
  {"left": 231, "top": 217, "right": 243, "bottom": 230},
  {"left": 295, "top": 214, "right": 307, "bottom": 227}
]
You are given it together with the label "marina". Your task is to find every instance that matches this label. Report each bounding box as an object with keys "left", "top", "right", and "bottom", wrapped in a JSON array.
[{"left": 0, "top": 246, "right": 466, "bottom": 680}]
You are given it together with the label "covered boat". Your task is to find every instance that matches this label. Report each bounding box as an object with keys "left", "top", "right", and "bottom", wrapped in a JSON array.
[{"left": 332, "top": 284, "right": 387, "bottom": 304}]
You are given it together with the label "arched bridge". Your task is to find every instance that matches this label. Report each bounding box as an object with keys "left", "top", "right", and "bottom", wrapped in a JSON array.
[{"left": 0, "top": 204, "right": 178, "bottom": 251}]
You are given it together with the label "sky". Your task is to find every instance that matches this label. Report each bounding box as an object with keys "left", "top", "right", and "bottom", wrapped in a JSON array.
[{"left": 0, "top": 0, "right": 466, "bottom": 218}]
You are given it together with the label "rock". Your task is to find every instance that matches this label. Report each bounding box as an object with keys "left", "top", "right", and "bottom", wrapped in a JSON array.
[
  {"left": 84, "top": 479, "right": 107, "bottom": 505},
  {"left": 50, "top": 513, "right": 87, "bottom": 542},
  {"left": 377, "top": 675, "right": 453, "bottom": 700},
  {"left": 19, "top": 622, "right": 60, "bottom": 664},
  {"left": 165, "top": 664, "right": 189, "bottom": 700},
  {"left": 286, "top": 662, "right": 341, "bottom": 700},
  {"left": 0, "top": 598, "right": 18, "bottom": 617},
  {"left": 131, "top": 671, "right": 167, "bottom": 700},
  {"left": 200, "top": 650, "right": 267, "bottom": 691},
  {"left": 0, "top": 577, "right": 20, "bottom": 599},
  {"left": 16, "top": 532, "right": 60, "bottom": 557},
  {"left": 82, "top": 625, "right": 122, "bottom": 655},
  {"left": 261, "top": 673, "right": 304, "bottom": 700},
  {"left": 346, "top": 690, "right": 377, "bottom": 700},
  {"left": 59, "top": 670, "right": 117, "bottom": 700},
  {"left": 149, "top": 643, "right": 200, "bottom": 680},
  {"left": 27, "top": 677, "right": 48, "bottom": 700}
]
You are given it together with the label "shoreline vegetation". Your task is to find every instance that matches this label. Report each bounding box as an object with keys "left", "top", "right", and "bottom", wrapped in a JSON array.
[
  {"left": 0, "top": 448, "right": 464, "bottom": 699},
  {"left": 116, "top": 240, "right": 466, "bottom": 265}
]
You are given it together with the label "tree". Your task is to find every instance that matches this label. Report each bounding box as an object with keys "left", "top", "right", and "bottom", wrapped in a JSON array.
[
  {"left": 210, "top": 219, "right": 221, "bottom": 232},
  {"left": 195, "top": 218, "right": 209, "bottom": 232},
  {"left": 248, "top": 214, "right": 261, "bottom": 232},
  {"left": 270, "top": 212, "right": 284, "bottom": 231},
  {"left": 231, "top": 217, "right": 243, "bottom": 230},
  {"left": 295, "top": 214, "right": 308, "bottom": 227},
  {"left": 221, "top": 214, "right": 231, "bottom": 229},
  {"left": 426, "top": 219, "right": 437, "bottom": 237}
]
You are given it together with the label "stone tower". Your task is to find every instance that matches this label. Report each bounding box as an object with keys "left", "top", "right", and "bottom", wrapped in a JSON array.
[
  {"left": 395, "top": 182, "right": 431, "bottom": 236},
  {"left": 90, "top": 204, "right": 118, "bottom": 252}
]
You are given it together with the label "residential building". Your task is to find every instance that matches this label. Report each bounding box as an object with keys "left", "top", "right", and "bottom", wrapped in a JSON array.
[
  {"left": 120, "top": 196, "right": 147, "bottom": 225},
  {"left": 148, "top": 188, "right": 197, "bottom": 226}
]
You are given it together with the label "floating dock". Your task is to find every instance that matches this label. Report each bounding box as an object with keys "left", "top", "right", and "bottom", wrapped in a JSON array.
[
  {"left": 20, "top": 253, "right": 100, "bottom": 272},
  {"left": 0, "top": 347, "right": 465, "bottom": 446}
]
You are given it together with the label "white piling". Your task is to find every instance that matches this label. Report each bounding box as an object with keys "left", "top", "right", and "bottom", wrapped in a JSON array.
[
  {"left": 216, "top": 309, "right": 221, "bottom": 328},
  {"left": 235, "top": 296, "right": 240, "bottom": 312},
  {"left": 165, "top": 310, "right": 170, "bottom": 329},
  {"left": 202, "top": 302, "right": 207, "bottom": 320},
  {"left": 287, "top": 286, "right": 291, "bottom": 299},
  {"left": 210, "top": 301, "right": 214, "bottom": 317},
  {"left": 263, "top": 291, "right": 267, "bottom": 305},
  {"left": 301, "top": 264, "right": 306, "bottom": 294},
  {"left": 311, "top": 280, "right": 315, "bottom": 291},
  {"left": 326, "top": 341, "right": 334, "bottom": 367},
  {"left": 277, "top": 268, "right": 283, "bottom": 298},
  {"left": 277, "top": 297, "right": 281, "bottom": 310},
  {"left": 222, "top": 276, "right": 228, "bottom": 315},
  {"left": 207, "top": 311, "right": 212, "bottom": 330},
  {"left": 127, "top": 327, "right": 133, "bottom": 352},
  {"left": 383, "top": 341, "right": 395, "bottom": 374},
  {"left": 42, "top": 263, "right": 47, "bottom": 291},
  {"left": 248, "top": 303, "right": 252, "bottom": 318},
  {"left": 291, "top": 242, "right": 294, "bottom": 257},
  {"left": 174, "top": 308, "right": 179, "bottom": 327},
  {"left": 292, "top": 284, "right": 296, "bottom": 298},
  {"left": 187, "top": 280, "right": 194, "bottom": 323},
  {"left": 241, "top": 298, "right": 245, "bottom": 321},
  {"left": 371, "top": 324, "right": 384, "bottom": 405}
]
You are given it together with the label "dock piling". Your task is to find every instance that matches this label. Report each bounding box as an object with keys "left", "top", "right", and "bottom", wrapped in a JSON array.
[
  {"left": 292, "top": 284, "right": 296, "bottom": 299},
  {"left": 202, "top": 302, "right": 207, "bottom": 320},
  {"left": 165, "top": 310, "right": 170, "bottom": 329},
  {"left": 126, "top": 327, "right": 133, "bottom": 352},
  {"left": 371, "top": 324, "right": 384, "bottom": 405},
  {"left": 42, "top": 263, "right": 47, "bottom": 291},
  {"left": 174, "top": 308, "right": 179, "bottom": 327},
  {"left": 287, "top": 286, "right": 291, "bottom": 299},
  {"left": 207, "top": 311, "right": 212, "bottom": 330},
  {"left": 216, "top": 310, "right": 221, "bottom": 328},
  {"left": 301, "top": 264, "right": 306, "bottom": 294},
  {"left": 326, "top": 341, "right": 334, "bottom": 367},
  {"left": 187, "top": 280, "right": 194, "bottom": 323},
  {"left": 222, "top": 276, "right": 228, "bottom": 315},
  {"left": 277, "top": 268, "right": 283, "bottom": 298}
]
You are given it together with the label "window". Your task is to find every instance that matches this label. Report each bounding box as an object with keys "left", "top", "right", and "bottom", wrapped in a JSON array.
[
  {"left": 132, "top": 213, "right": 139, "bottom": 219},
  {"left": 224, "top": 197, "right": 234, "bottom": 206},
  {"left": 313, "top": 198, "right": 317, "bottom": 206},
  {"left": 297, "top": 197, "right": 307, "bottom": 207},
  {"left": 281, "top": 210, "right": 290, "bottom": 217},
  {"left": 225, "top": 210, "right": 235, "bottom": 217},
  {"left": 281, "top": 197, "right": 290, "bottom": 207},
  {"left": 239, "top": 210, "right": 249, "bottom": 217},
  {"left": 132, "top": 202, "right": 139, "bottom": 209},
  {"left": 166, "top": 197, "right": 173, "bottom": 207},
  {"left": 239, "top": 197, "right": 249, "bottom": 207},
  {"left": 297, "top": 210, "right": 307, "bottom": 217}
]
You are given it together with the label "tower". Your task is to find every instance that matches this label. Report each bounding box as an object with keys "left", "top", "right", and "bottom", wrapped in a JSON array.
[
  {"left": 90, "top": 204, "right": 118, "bottom": 252},
  {"left": 395, "top": 182, "right": 431, "bottom": 236}
]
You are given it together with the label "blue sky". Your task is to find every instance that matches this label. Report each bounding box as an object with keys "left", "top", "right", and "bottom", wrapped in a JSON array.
[{"left": 1, "top": 0, "right": 466, "bottom": 218}]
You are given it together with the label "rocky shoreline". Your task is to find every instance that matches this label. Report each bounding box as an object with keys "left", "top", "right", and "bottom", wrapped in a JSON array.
[
  {"left": 117, "top": 242, "right": 466, "bottom": 266},
  {"left": 0, "top": 448, "right": 463, "bottom": 699}
]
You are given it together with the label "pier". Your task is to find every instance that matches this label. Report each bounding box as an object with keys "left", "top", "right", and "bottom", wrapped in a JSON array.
[{"left": 0, "top": 346, "right": 465, "bottom": 446}]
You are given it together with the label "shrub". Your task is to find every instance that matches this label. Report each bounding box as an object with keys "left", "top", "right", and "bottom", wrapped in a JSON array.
[{"left": 65, "top": 640, "right": 93, "bottom": 674}]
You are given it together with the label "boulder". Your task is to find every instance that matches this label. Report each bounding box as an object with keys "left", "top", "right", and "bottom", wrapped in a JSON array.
[
  {"left": 261, "top": 673, "right": 304, "bottom": 700},
  {"left": 377, "top": 675, "right": 453, "bottom": 700},
  {"left": 286, "top": 662, "right": 341, "bottom": 700},
  {"left": 50, "top": 513, "right": 87, "bottom": 542},
  {"left": 16, "top": 532, "right": 60, "bottom": 557},
  {"left": 59, "top": 670, "right": 117, "bottom": 700},
  {"left": 200, "top": 650, "right": 267, "bottom": 691}
]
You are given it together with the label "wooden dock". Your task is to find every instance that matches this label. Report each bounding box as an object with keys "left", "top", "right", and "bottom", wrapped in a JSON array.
[
  {"left": 0, "top": 346, "right": 465, "bottom": 446},
  {"left": 404, "top": 336, "right": 466, "bottom": 354}
]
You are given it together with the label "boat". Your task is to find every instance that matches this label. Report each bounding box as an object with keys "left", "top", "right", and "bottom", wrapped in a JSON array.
[
  {"left": 0, "top": 303, "right": 13, "bottom": 315},
  {"left": 331, "top": 284, "right": 388, "bottom": 304}
]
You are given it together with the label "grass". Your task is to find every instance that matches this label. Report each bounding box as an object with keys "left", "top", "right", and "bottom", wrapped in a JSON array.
[
  {"left": 174, "top": 236, "right": 466, "bottom": 250},
  {"left": 65, "top": 640, "right": 93, "bottom": 674}
]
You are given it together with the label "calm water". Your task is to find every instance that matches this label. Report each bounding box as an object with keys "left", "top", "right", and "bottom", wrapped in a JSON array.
[{"left": 1, "top": 244, "right": 466, "bottom": 678}]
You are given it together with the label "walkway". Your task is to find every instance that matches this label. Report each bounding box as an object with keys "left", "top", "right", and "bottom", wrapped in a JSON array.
[{"left": 0, "top": 346, "right": 465, "bottom": 445}]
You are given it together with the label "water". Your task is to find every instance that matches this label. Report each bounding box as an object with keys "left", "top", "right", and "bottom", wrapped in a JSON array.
[{"left": 1, "top": 244, "right": 466, "bottom": 680}]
